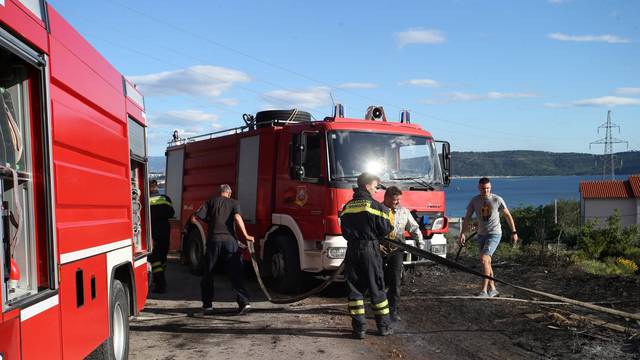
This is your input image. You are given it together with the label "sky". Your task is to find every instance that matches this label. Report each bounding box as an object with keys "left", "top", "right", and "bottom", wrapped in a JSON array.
[{"left": 47, "top": 0, "right": 640, "bottom": 156}]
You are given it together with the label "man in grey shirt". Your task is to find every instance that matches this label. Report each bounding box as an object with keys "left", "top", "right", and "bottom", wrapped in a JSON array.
[
  {"left": 458, "top": 177, "right": 518, "bottom": 297},
  {"left": 381, "top": 186, "right": 424, "bottom": 322}
]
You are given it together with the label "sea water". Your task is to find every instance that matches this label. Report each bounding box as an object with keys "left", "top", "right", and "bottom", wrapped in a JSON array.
[{"left": 445, "top": 175, "right": 627, "bottom": 217}]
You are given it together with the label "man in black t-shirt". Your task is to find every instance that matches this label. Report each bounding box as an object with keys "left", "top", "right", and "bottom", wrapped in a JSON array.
[{"left": 194, "top": 184, "right": 254, "bottom": 315}]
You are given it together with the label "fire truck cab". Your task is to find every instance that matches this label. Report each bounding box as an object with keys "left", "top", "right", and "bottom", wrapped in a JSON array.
[{"left": 166, "top": 106, "right": 451, "bottom": 293}]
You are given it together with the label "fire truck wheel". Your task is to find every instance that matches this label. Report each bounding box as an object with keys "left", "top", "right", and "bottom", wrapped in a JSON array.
[
  {"left": 187, "top": 230, "right": 205, "bottom": 275},
  {"left": 94, "top": 279, "right": 130, "bottom": 360},
  {"left": 266, "top": 235, "right": 301, "bottom": 293}
]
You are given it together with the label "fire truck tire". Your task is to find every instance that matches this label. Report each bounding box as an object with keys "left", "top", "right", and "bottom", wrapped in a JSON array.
[
  {"left": 266, "top": 235, "right": 301, "bottom": 293},
  {"left": 93, "top": 279, "right": 130, "bottom": 360},
  {"left": 254, "top": 110, "right": 311, "bottom": 128},
  {"left": 187, "top": 230, "right": 205, "bottom": 275}
]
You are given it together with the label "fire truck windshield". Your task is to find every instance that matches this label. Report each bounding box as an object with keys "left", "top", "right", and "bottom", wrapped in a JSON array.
[{"left": 328, "top": 131, "right": 443, "bottom": 186}]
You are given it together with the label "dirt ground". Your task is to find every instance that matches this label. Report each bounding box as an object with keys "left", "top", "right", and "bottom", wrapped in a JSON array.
[
  {"left": 129, "top": 256, "right": 640, "bottom": 360},
  {"left": 374, "top": 255, "right": 640, "bottom": 359}
]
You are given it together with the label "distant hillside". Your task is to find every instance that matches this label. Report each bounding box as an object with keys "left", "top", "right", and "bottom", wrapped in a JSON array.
[
  {"left": 452, "top": 150, "right": 640, "bottom": 176},
  {"left": 148, "top": 151, "right": 640, "bottom": 176},
  {"left": 149, "top": 156, "right": 165, "bottom": 173}
]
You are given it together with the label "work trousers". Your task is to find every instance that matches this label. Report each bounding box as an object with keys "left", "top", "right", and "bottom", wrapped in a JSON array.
[
  {"left": 150, "top": 221, "right": 170, "bottom": 286},
  {"left": 344, "top": 240, "right": 391, "bottom": 331},
  {"left": 383, "top": 251, "right": 404, "bottom": 315},
  {"left": 200, "top": 239, "right": 250, "bottom": 308}
]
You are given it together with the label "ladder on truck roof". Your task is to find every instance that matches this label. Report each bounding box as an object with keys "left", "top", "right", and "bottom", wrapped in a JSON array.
[{"left": 167, "top": 118, "right": 312, "bottom": 146}]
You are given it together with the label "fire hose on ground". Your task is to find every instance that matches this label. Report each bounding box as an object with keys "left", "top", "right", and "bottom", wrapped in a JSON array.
[{"left": 192, "top": 219, "right": 640, "bottom": 322}]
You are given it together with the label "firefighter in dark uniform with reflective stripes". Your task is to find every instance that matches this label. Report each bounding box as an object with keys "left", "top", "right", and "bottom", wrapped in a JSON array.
[
  {"left": 149, "top": 180, "right": 175, "bottom": 293},
  {"left": 339, "top": 173, "right": 394, "bottom": 339}
]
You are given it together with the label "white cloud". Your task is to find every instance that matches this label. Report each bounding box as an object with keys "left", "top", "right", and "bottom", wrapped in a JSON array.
[
  {"left": 544, "top": 102, "right": 570, "bottom": 109},
  {"left": 212, "top": 98, "right": 240, "bottom": 106},
  {"left": 572, "top": 96, "right": 640, "bottom": 107},
  {"left": 423, "top": 91, "right": 539, "bottom": 104},
  {"left": 150, "top": 109, "right": 222, "bottom": 129},
  {"left": 399, "top": 79, "right": 441, "bottom": 87},
  {"left": 147, "top": 109, "right": 224, "bottom": 145},
  {"left": 395, "top": 28, "right": 446, "bottom": 47},
  {"left": 337, "top": 82, "right": 379, "bottom": 89},
  {"left": 129, "top": 65, "right": 250, "bottom": 98},
  {"left": 547, "top": 33, "right": 631, "bottom": 44},
  {"left": 262, "top": 86, "right": 332, "bottom": 109},
  {"left": 614, "top": 87, "right": 640, "bottom": 95}
]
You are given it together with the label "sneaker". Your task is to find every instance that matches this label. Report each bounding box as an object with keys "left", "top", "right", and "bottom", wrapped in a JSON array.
[
  {"left": 352, "top": 330, "right": 366, "bottom": 339},
  {"left": 202, "top": 307, "right": 215, "bottom": 315},
  {"left": 488, "top": 289, "right": 500, "bottom": 298},
  {"left": 377, "top": 326, "right": 394, "bottom": 336},
  {"left": 237, "top": 303, "right": 251, "bottom": 316},
  {"left": 477, "top": 290, "right": 489, "bottom": 298}
]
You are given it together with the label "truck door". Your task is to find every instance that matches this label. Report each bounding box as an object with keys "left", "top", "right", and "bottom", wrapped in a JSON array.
[
  {"left": 276, "top": 129, "right": 327, "bottom": 244},
  {"left": 0, "top": 23, "right": 61, "bottom": 359}
]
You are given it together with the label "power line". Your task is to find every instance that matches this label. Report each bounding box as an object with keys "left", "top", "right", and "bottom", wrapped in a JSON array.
[
  {"left": 589, "top": 110, "right": 628, "bottom": 179},
  {"left": 101, "top": 0, "right": 553, "bottom": 140},
  {"left": 72, "top": 1, "right": 585, "bottom": 144}
]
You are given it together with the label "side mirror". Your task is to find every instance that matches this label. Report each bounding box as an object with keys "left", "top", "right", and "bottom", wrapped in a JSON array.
[
  {"left": 294, "top": 165, "right": 305, "bottom": 179},
  {"left": 436, "top": 140, "right": 451, "bottom": 186},
  {"left": 290, "top": 133, "right": 306, "bottom": 179}
]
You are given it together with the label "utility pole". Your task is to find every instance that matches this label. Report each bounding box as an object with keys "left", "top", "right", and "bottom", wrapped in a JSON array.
[{"left": 589, "top": 110, "right": 628, "bottom": 179}]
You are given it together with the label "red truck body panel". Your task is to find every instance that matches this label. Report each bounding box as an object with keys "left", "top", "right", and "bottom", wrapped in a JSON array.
[{"left": 0, "top": 2, "right": 150, "bottom": 358}]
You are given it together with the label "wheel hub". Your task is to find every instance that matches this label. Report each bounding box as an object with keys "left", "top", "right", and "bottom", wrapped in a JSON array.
[
  {"left": 271, "top": 252, "right": 285, "bottom": 279},
  {"left": 113, "top": 302, "right": 125, "bottom": 360}
]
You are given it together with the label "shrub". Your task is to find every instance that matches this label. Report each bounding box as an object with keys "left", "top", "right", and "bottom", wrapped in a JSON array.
[
  {"left": 615, "top": 257, "right": 638, "bottom": 274},
  {"left": 577, "top": 220, "right": 608, "bottom": 259},
  {"left": 574, "top": 257, "right": 637, "bottom": 276}
]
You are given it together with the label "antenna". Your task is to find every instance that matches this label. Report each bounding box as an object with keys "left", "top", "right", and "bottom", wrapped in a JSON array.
[{"left": 589, "top": 110, "right": 628, "bottom": 179}]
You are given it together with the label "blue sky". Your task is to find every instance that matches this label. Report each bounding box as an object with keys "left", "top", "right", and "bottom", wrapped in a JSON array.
[{"left": 48, "top": 0, "right": 640, "bottom": 156}]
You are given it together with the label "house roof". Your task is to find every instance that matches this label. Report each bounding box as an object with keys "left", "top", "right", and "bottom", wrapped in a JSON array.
[
  {"left": 629, "top": 175, "right": 640, "bottom": 198},
  {"left": 580, "top": 174, "right": 640, "bottom": 199}
]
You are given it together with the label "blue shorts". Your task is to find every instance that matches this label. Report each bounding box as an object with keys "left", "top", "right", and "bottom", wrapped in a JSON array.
[{"left": 477, "top": 233, "right": 501, "bottom": 256}]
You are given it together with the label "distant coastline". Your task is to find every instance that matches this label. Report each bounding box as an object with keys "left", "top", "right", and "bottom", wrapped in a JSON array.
[
  {"left": 451, "top": 150, "right": 639, "bottom": 177},
  {"left": 148, "top": 150, "right": 640, "bottom": 176}
]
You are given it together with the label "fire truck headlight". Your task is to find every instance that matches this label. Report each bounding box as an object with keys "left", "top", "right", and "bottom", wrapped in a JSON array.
[
  {"left": 327, "top": 247, "right": 347, "bottom": 259},
  {"left": 431, "top": 217, "right": 445, "bottom": 230}
]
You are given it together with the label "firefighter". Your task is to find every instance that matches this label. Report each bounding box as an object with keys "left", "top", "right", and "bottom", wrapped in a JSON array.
[
  {"left": 194, "top": 184, "right": 254, "bottom": 316},
  {"left": 381, "top": 186, "right": 424, "bottom": 322},
  {"left": 149, "top": 179, "right": 174, "bottom": 293},
  {"left": 340, "top": 172, "right": 394, "bottom": 339}
]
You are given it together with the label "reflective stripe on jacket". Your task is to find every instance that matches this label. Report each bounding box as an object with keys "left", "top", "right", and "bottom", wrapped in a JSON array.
[
  {"left": 150, "top": 195, "right": 175, "bottom": 221},
  {"left": 339, "top": 188, "right": 393, "bottom": 242}
]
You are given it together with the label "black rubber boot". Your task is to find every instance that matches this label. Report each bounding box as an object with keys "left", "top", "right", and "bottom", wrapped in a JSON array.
[
  {"left": 352, "top": 329, "right": 366, "bottom": 339},
  {"left": 377, "top": 326, "right": 394, "bottom": 336},
  {"left": 152, "top": 272, "right": 167, "bottom": 293},
  {"left": 390, "top": 310, "right": 402, "bottom": 323}
]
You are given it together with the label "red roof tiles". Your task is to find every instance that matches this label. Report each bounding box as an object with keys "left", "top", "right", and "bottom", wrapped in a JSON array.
[
  {"left": 580, "top": 174, "right": 640, "bottom": 199},
  {"left": 629, "top": 175, "right": 640, "bottom": 198}
]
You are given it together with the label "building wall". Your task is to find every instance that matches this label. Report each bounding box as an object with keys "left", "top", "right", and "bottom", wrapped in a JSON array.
[{"left": 582, "top": 198, "right": 638, "bottom": 228}]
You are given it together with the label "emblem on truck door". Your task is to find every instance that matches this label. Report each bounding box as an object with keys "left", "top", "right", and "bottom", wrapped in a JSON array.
[{"left": 294, "top": 186, "right": 308, "bottom": 207}]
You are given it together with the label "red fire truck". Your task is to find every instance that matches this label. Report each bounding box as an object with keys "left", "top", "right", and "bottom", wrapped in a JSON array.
[
  {"left": 166, "top": 106, "right": 451, "bottom": 292},
  {"left": 0, "top": 1, "right": 151, "bottom": 359}
]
